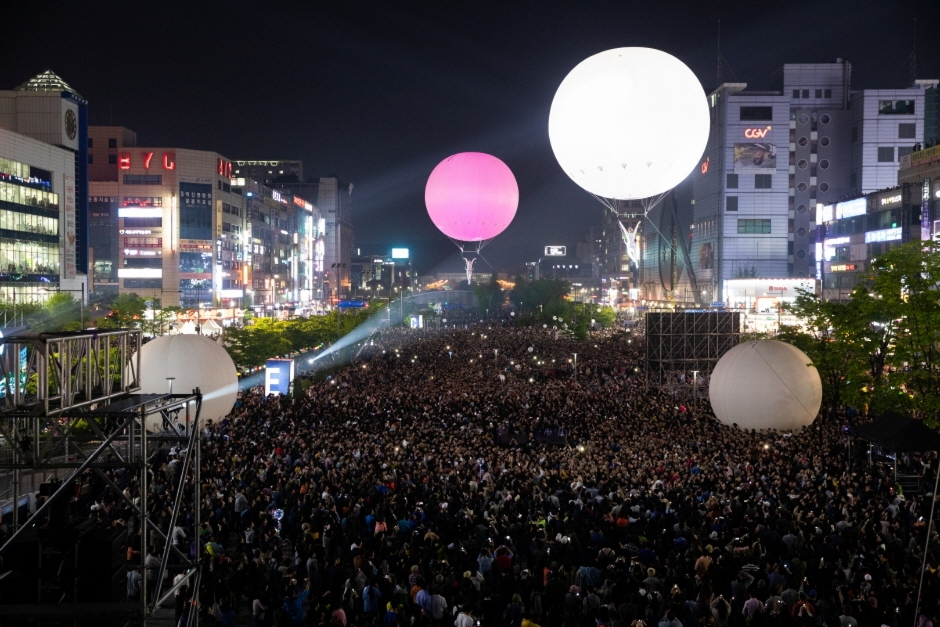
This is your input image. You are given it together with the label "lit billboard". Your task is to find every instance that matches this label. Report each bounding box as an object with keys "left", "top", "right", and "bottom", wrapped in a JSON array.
[
  {"left": 544, "top": 246, "right": 566, "bottom": 256},
  {"left": 265, "top": 358, "right": 294, "bottom": 396},
  {"left": 391, "top": 248, "right": 409, "bottom": 259},
  {"left": 733, "top": 143, "right": 777, "bottom": 170}
]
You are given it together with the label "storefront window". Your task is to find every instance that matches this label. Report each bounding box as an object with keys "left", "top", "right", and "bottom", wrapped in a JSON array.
[
  {"left": 0, "top": 209, "right": 58, "bottom": 235},
  {"left": 0, "top": 181, "right": 59, "bottom": 210},
  {"left": 0, "top": 238, "right": 59, "bottom": 274}
]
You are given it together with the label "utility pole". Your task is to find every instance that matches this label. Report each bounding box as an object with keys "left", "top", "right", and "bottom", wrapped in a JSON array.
[
  {"left": 692, "top": 370, "right": 699, "bottom": 408},
  {"left": 572, "top": 353, "right": 578, "bottom": 380}
]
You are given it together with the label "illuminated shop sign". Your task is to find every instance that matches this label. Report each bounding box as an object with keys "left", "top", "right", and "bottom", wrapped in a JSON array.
[
  {"left": 880, "top": 194, "right": 902, "bottom": 206},
  {"left": 830, "top": 264, "right": 857, "bottom": 272},
  {"left": 0, "top": 169, "right": 52, "bottom": 189},
  {"left": 122, "top": 197, "right": 163, "bottom": 207},
  {"left": 864, "top": 227, "right": 903, "bottom": 243},
  {"left": 217, "top": 159, "right": 233, "bottom": 178},
  {"left": 744, "top": 126, "right": 771, "bottom": 139},
  {"left": 118, "top": 152, "right": 176, "bottom": 170},
  {"left": 123, "top": 249, "right": 161, "bottom": 256},
  {"left": 118, "top": 207, "right": 162, "bottom": 218},
  {"left": 835, "top": 198, "right": 867, "bottom": 220},
  {"left": 120, "top": 229, "right": 153, "bottom": 235},
  {"left": 824, "top": 237, "right": 850, "bottom": 246}
]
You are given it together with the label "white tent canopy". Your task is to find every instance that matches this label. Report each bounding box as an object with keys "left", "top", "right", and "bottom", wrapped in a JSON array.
[{"left": 202, "top": 319, "right": 223, "bottom": 333}]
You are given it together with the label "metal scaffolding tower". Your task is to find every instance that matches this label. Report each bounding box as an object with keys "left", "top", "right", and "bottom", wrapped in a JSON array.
[
  {"left": 645, "top": 311, "right": 741, "bottom": 388},
  {"left": 0, "top": 329, "right": 202, "bottom": 626}
]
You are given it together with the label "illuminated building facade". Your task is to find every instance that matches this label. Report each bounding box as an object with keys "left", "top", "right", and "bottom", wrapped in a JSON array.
[
  {"left": 89, "top": 142, "right": 247, "bottom": 308},
  {"left": 817, "top": 188, "right": 921, "bottom": 301},
  {"left": 0, "top": 128, "right": 75, "bottom": 303},
  {"left": 0, "top": 70, "right": 89, "bottom": 300},
  {"left": 681, "top": 62, "right": 935, "bottom": 306},
  {"left": 243, "top": 182, "right": 324, "bottom": 310}
]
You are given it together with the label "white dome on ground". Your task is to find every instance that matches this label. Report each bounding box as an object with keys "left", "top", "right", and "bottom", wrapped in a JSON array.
[
  {"left": 134, "top": 335, "right": 238, "bottom": 430},
  {"left": 709, "top": 340, "right": 822, "bottom": 432}
]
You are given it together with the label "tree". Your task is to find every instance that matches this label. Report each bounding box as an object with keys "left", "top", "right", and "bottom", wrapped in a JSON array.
[
  {"left": 43, "top": 292, "right": 81, "bottom": 330},
  {"left": 868, "top": 241, "right": 940, "bottom": 418},
  {"left": 101, "top": 293, "right": 147, "bottom": 328},
  {"left": 779, "top": 289, "right": 861, "bottom": 417},
  {"left": 473, "top": 273, "right": 504, "bottom": 313},
  {"left": 593, "top": 306, "right": 617, "bottom": 329},
  {"left": 781, "top": 241, "right": 940, "bottom": 420}
]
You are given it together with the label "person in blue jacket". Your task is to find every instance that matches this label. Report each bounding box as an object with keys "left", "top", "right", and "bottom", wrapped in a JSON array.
[{"left": 283, "top": 578, "right": 311, "bottom": 626}]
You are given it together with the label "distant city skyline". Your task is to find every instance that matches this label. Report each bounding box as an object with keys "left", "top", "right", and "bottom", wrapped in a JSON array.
[{"left": 2, "top": 0, "right": 935, "bottom": 275}]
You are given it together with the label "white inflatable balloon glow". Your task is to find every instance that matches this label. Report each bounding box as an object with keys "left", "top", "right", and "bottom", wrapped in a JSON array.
[
  {"left": 549, "top": 47, "right": 710, "bottom": 200},
  {"left": 134, "top": 335, "right": 239, "bottom": 431},
  {"left": 709, "top": 340, "right": 822, "bottom": 432}
]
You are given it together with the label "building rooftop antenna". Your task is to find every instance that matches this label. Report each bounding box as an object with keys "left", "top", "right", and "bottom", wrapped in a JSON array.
[{"left": 716, "top": 19, "right": 722, "bottom": 87}]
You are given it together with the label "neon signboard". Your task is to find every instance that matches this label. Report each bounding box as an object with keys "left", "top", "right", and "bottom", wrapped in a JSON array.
[
  {"left": 744, "top": 126, "right": 771, "bottom": 139},
  {"left": 118, "top": 207, "right": 162, "bottom": 218},
  {"left": 864, "top": 227, "right": 902, "bottom": 243},
  {"left": 117, "top": 152, "right": 176, "bottom": 170}
]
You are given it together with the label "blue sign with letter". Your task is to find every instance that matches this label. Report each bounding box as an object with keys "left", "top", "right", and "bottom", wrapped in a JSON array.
[{"left": 265, "top": 358, "right": 294, "bottom": 396}]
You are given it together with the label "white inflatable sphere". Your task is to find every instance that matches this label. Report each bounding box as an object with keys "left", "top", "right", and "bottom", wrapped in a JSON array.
[
  {"left": 709, "top": 340, "right": 822, "bottom": 432},
  {"left": 549, "top": 47, "right": 710, "bottom": 200},
  {"left": 135, "top": 335, "right": 238, "bottom": 429}
]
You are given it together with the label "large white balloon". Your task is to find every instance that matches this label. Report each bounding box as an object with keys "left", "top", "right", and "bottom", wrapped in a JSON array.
[
  {"left": 133, "top": 335, "right": 238, "bottom": 431},
  {"left": 709, "top": 340, "right": 822, "bottom": 432},
  {"left": 548, "top": 47, "right": 710, "bottom": 200}
]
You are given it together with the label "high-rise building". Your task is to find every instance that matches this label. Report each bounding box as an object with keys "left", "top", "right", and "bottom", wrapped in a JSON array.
[
  {"left": 0, "top": 70, "right": 89, "bottom": 291},
  {"left": 675, "top": 61, "right": 936, "bottom": 305},
  {"left": 316, "top": 177, "right": 354, "bottom": 301},
  {"left": 240, "top": 169, "right": 350, "bottom": 302},
  {"left": 89, "top": 143, "right": 248, "bottom": 308},
  {"left": 233, "top": 160, "right": 303, "bottom": 185},
  {"left": 89, "top": 142, "right": 326, "bottom": 312},
  {"left": 0, "top": 128, "right": 76, "bottom": 304}
]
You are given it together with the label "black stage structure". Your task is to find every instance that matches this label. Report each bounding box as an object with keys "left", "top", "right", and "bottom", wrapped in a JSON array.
[
  {"left": 0, "top": 329, "right": 203, "bottom": 626},
  {"left": 645, "top": 311, "right": 741, "bottom": 389}
]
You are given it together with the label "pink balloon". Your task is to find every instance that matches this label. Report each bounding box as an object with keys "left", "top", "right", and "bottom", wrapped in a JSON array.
[{"left": 425, "top": 152, "right": 519, "bottom": 242}]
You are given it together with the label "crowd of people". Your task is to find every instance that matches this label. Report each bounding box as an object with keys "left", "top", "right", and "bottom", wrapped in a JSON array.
[{"left": 78, "top": 322, "right": 940, "bottom": 626}]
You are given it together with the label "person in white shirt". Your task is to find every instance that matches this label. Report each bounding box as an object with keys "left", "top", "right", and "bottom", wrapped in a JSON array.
[
  {"left": 454, "top": 607, "right": 476, "bottom": 627},
  {"left": 127, "top": 567, "right": 141, "bottom": 600},
  {"left": 431, "top": 590, "right": 448, "bottom": 623},
  {"left": 252, "top": 592, "right": 268, "bottom": 627},
  {"left": 173, "top": 571, "right": 190, "bottom": 623}
]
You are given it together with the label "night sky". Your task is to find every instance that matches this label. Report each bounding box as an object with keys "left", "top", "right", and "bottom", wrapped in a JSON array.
[{"left": 2, "top": 1, "right": 934, "bottom": 276}]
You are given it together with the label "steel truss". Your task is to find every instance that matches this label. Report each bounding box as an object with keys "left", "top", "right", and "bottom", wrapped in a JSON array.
[
  {"left": 0, "top": 329, "right": 202, "bottom": 626},
  {"left": 645, "top": 311, "right": 741, "bottom": 388}
]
